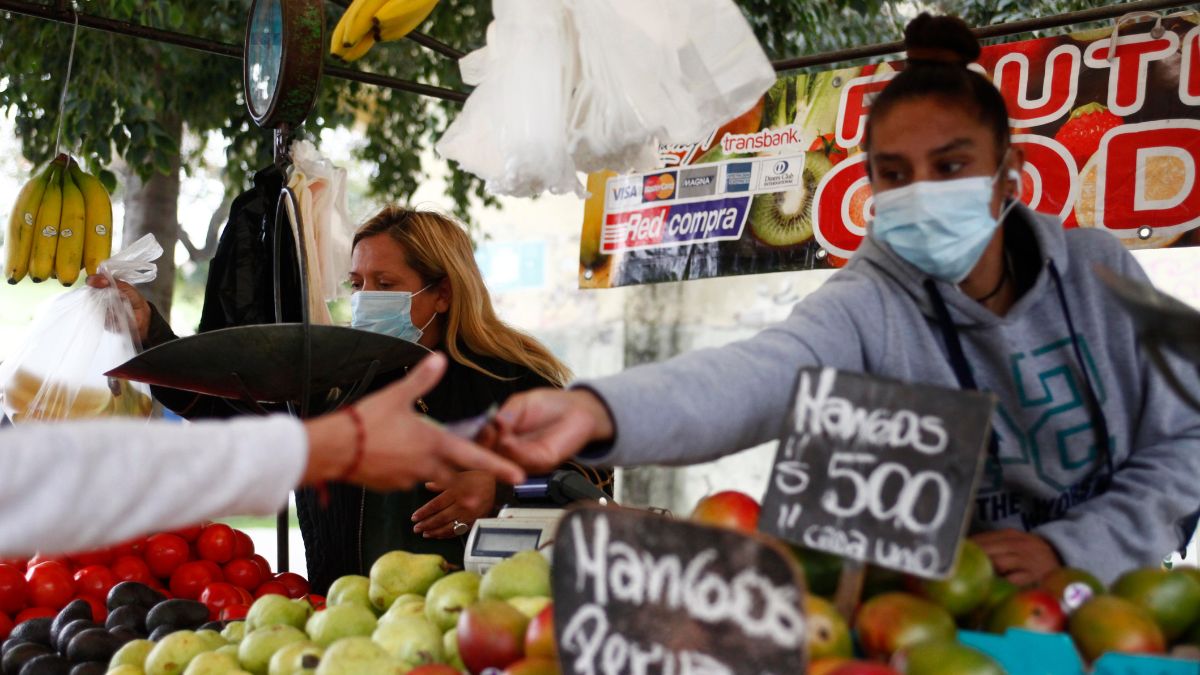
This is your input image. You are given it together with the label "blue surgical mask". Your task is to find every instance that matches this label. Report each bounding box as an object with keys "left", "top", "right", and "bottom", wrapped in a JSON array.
[
  {"left": 872, "top": 163, "right": 1020, "bottom": 283},
  {"left": 350, "top": 284, "right": 437, "bottom": 343}
]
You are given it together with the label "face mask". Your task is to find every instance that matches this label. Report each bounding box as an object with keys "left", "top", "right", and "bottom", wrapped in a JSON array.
[
  {"left": 872, "top": 161, "right": 1021, "bottom": 283},
  {"left": 350, "top": 284, "right": 437, "bottom": 343}
]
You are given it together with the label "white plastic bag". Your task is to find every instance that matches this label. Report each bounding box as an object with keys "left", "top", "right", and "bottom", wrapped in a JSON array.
[
  {"left": 0, "top": 234, "right": 161, "bottom": 423},
  {"left": 287, "top": 139, "right": 354, "bottom": 326},
  {"left": 437, "top": 0, "right": 583, "bottom": 198}
]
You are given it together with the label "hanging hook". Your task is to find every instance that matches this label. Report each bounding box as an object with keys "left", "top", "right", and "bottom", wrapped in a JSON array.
[{"left": 52, "top": 1, "right": 81, "bottom": 159}]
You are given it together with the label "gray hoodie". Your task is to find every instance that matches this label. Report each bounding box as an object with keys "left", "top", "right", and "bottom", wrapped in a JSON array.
[{"left": 584, "top": 204, "right": 1200, "bottom": 583}]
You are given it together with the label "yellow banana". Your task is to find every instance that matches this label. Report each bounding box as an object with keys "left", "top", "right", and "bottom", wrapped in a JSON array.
[
  {"left": 28, "top": 162, "right": 64, "bottom": 283},
  {"left": 339, "top": 31, "right": 376, "bottom": 62},
  {"left": 330, "top": 9, "right": 350, "bottom": 57},
  {"left": 55, "top": 163, "right": 86, "bottom": 286},
  {"left": 69, "top": 161, "right": 113, "bottom": 275},
  {"left": 374, "top": 0, "right": 440, "bottom": 42},
  {"left": 342, "top": 0, "right": 390, "bottom": 47},
  {"left": 4, "top": 163, "right": 53, "bottom": 284}
]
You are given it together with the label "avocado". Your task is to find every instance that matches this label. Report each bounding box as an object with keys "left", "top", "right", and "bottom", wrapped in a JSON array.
[
  {"left": 49, "top": 602, "right": 93, "bottom": 650},
  {"left": 15, "top": 653, "right": 70, "bottom": 675},
  {"left": 1, "top": 639, "right": 27, "bottom": 657},
  {"left": 106, "top": 582, "right": 165, "bottom": 612},
  {"left": 9, "top": 619, "right": 52, "bottom": 648},
  {"left": 197, "top": 620, "right": 228, "bottom": 633},
  {"left": 107, "top": 627, "right": 141, "bottom": 645},
  {"left": 146, "top": 600, "right": 208, "bottom": 633},
  {"left": 2, "top": 643, "right": 52, "bottom": 675},
  {"left": 66, "top": 663, "right": 104, "bottom": 675},
  {"left": 64, "top": 629, "right": 120, "bottom": 665},
  {"left": 148, "top": 624, "right": 180, "bottom": 642},
  {"left": 52, "top": 621, "right": 95, "bottom": 655},
  {"left": 105, "top": 606, "right": 148, "bottom": 634}
]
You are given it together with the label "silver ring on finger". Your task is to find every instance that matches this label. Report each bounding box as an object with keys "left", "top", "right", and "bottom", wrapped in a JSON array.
[{"left": 452, "top": 520, "right": 470, "bottom": 536}]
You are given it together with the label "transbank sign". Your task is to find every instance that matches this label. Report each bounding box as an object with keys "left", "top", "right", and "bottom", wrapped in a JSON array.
[{"left": 600, "top": 171, "right": 750, "bottom": 253}]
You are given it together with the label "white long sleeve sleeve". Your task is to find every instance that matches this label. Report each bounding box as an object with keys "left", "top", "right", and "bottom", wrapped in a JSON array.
[{"left": 0, "top": 415, "right": 308, "bottom": 557}]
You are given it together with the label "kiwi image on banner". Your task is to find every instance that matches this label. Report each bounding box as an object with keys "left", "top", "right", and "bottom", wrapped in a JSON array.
[{"left": 579, "top": 16, "right": 1200, "bottom": 289}]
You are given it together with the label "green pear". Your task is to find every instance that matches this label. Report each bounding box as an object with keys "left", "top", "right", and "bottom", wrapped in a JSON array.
[
  {"left": 195, "top": 629, "right": 229, "bottom": 649},
  {"left": 111, "top": 639, "right": 155, "bottom": 670},
  {"left": 425, "top": 571, "right": 481, "bottom": 632},
  {"left": 145, "top": 631, "right": 211, "bottom": 675},
  {"left": 368, "top": 551, "right": 449, "bottom": 611},
  {"left": 443, "top": 628, "right": 466, "bottom": 671},
  {"left": 238, "top": 625, "right": 308, "bottom": 675},
  {"left": 268, "top": 640, "right": 324, "bottom": 675},
  {"left": 247, "top": 595, "right": 313, "bottom": 632},
  {"left": 480, "top": 550, "right": 551, "bottom": 601},
  {"left": 222, "top": 621, "right": 247, "bottom": 643},
  {"left": 380, "top": 595, "right": 426, "bottom": 624},
  {"left": 372, "top": 614, "right": 443, "bottom": 665},
  {"left": 313, "top": 636, "right": 403, "bottom": 675},
  {"left": 305, "top": 604, "right": 377, "bottom": 647},
  {"left": 108, "top": 667, "right": 146, "bottom": 675},
  {"left": 326, "top": 575, "right": 376, "bottom": 615},
  {"left": 182, "top": 650, "right": 241, "bottom": 675},
  {"left": 217, "top": 644, "right": 241, "bottom": 660},
  {"left": 507, "top": 596, "right": 552, "bottom": 619}
]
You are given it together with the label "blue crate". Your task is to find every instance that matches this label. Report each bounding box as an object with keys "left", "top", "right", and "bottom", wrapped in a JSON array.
[{"left": 958, "top": 629, "right": 1200, "bottom": 675}]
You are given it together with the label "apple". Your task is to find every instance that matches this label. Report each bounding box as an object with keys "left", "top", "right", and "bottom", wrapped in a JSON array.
[{"left": 689, "top": 491, "right": 761, "bottom": 532}]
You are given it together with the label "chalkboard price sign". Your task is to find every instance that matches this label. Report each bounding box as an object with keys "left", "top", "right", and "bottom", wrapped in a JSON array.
[
  {"left": 761, "top": 367, "right": 995, "bottom": 580},
  {"left": 552, "top": 505, "right": 809, "bottom": 675}
]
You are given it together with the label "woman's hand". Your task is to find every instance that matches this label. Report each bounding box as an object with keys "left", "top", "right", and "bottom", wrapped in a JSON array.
[
  {"left": 86, "top": 274, "right": 151, "bottom": 343},
  {"left": 411, "top": 471, "right": 498, "bottom": 539},
  {"left": 971, "top": 529, "right": 1063, "bottom": 587}
]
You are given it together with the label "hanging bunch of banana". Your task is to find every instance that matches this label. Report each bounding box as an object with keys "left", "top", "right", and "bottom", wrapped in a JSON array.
[
  {"left": 4, "top": 154, "right": 113, "bottom": 286},
  {"left": 330, "top": 0, "right": 441, "bottom": 62}
]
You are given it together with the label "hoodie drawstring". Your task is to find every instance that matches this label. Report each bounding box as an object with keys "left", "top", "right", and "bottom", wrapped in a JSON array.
[{"left": 924, "top": 268, "right": 1114, "bottom": 486}]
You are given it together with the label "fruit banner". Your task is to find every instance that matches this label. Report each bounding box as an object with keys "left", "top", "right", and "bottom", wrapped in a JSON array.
[{"left": 578, "top": 16, "right": 1200, "bottom": 289}]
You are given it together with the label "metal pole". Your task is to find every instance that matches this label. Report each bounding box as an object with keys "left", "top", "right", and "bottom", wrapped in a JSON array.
[
  {"left": 0, "top": 0, "right": 467, "bottom": 103},
  {"left": 772, "top": 0, "right": 1196, "bottom": 71}
]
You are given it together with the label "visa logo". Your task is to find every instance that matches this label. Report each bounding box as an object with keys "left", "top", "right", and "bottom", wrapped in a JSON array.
[{"left": 611, "top": 185, "right": 640, "bottom": 200}]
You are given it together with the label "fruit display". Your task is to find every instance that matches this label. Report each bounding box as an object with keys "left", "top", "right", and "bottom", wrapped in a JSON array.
[
  {"left": 329, "top": 0, "right": 441, "bottom": 63},
  {"left": 0, "top": 523, "right": 313, "bottom": 673},
  {"left": 5, "top": 153, "right": 113, "bottom": 286}
]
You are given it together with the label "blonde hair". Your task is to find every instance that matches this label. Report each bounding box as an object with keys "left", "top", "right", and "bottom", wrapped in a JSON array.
[{"left": 353, "top": 206, "right": 571, "bottom": 387}]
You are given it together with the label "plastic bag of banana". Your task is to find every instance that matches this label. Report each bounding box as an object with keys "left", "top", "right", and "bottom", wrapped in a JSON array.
[{"left": 0, "top": 235, "right": 161, "bottom": 424}]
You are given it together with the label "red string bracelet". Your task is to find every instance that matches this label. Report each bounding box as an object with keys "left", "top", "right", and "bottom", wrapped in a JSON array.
[{"left": 316, "top": 405, "right": 366, "bottom": 508}]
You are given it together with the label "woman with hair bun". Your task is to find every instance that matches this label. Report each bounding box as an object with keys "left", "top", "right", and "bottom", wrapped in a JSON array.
[{"left": 493, "top": 13, "right": 1200, "bottom": 586}]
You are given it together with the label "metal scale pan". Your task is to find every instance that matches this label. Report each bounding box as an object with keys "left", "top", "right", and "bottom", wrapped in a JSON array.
[
  {"left": 1096, "top": 264, "right": 1200, "bottom": 411},
  {"left": 105, "top": 324, "right": 430, "bottom": 406}
]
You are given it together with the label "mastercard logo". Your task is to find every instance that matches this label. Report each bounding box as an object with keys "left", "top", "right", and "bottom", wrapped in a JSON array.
[{"left": 642, "top": 173, "right": 677, "bottom": 201}]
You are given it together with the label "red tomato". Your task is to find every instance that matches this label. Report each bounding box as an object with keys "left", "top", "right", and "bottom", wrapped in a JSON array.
[
  {"left": 199, "top": 582, "right": 243, "bottom": 621},
  {"left": 0, "top": 611, "right": 12, "bottom": 640},
  {"left": 110, "top": 556, "right": 153, "bottom": 584},
  {"left": 220, "top": 604, "right": 250, "bottom": 621},
  {"left": 222, "top": 559, "right": 263, "bottom": 592},
  {"left": 26, "top": 554, "right": 67, "bottom": 569},
  {"left": 25, "top": 562, "right": 74, "bottom": 610},
  {"left": 170, "top": 524, "right": 205, "bottom": 543},
  {"left": 14, "top": 607, "right": 55, "bottom": 623},
  {"left": 234, "top": 586, "right": 253, "bottom": 605},
  {"left": 68, "top": 549, "right": 112, "bottom": 568},
  {"left": 305, "top": 594, "right": 326, "bottom": 611},
  {"left": 106, "top": 538, "right": 145, "bottom": 559},
  {"left": 196, "top": 524, "right": 236, "bottom": 564},
  {"left": 231, "top": 530, "right": 254, "bottom": 559},
  {"left": 0, "top": 559, "right": 25, "bottom": 573},
  {"left": 76, "top": 595, "right": 107, "bottom": 623},
  {"left": 0, "top": 564, "right": 29, "bottom": 615},
  {"left": 273, "top": 573, "right": 310, "bottom": 599},
  {"left": 170, "top": 561, "right": 221, "bottom": 601},
  {"left": 254, "top": 581, "right": 289, "bottom": 599},
  {"left": 196, "top": 561, "right": 224, "bottom": 583},
  {"left": 250, "top": 555, "right": 272, "bottom": 579},
  {"left": 72, "top": 566, "right": 116, "bottom": 601},
  {"left": 144, "top": 533, "right": 191, "bottom": 580}
]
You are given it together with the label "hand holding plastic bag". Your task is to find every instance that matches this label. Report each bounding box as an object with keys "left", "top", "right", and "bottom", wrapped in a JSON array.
[{"left": 0, "top": 234, "right": 162, "bottom": 423}]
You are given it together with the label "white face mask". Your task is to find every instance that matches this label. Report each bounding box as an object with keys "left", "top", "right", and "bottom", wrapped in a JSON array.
[
  {"left": 872, "top": 160, "right": 1021, "bottom": 283},
  {"left": 350, "top": 283, "right": 437, "bottom": 343}
]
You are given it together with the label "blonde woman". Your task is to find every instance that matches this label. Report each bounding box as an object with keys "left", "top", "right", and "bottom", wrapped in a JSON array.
[{"left": 295, "top": 206, "right": 610, "bottom": 591}]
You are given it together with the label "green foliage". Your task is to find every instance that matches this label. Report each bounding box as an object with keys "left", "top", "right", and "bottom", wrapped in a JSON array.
[{"left": 930, "top": 0, "right": 1120, "bottom": 43}]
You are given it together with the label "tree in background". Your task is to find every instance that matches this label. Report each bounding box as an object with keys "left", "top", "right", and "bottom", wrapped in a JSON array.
[{"left": 0, "top": 0, "right": 1107, "bottom": 313}]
